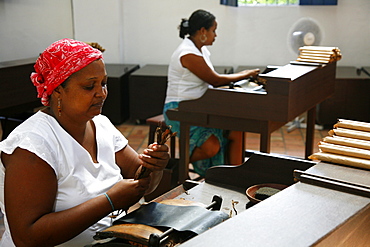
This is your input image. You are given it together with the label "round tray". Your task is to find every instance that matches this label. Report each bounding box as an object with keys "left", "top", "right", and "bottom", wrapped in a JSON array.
[{"left": 246, "top": 183, "right": 288, "bottom": 204}]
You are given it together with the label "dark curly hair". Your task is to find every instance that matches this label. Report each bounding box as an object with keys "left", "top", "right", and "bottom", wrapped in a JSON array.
[{"left": 179, "top": 9, "right": 216, "bottom": 39}]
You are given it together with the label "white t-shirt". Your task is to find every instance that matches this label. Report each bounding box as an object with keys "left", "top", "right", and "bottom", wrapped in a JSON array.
[
  {"left": 0, "top": 111, "right": 127, "bottom": 247},
  {"left": 165, "top": 37, "right": 214, "bottom": 104}
]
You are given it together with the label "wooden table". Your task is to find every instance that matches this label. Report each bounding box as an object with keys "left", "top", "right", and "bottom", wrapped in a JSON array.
[
  {"left": 317, "top": 66, "right": 370, "bottom": 126},
  {"left": 102, "top": 63, "right": 139, "bottom": 124},
  {"left": 167, "top": 62, "right": 337, "bottom": 183},
  {"left": 0, "top": 57, "right": 42, "bottom": 139},
  {"left": 0, "top": 57, "right": 41, "bottom": 116},
  {"left": 157, "top": 153, "right": 370, "bottom": 246},
  {"left": 93, "top": 152, "right": 370, "bottom": 246}
]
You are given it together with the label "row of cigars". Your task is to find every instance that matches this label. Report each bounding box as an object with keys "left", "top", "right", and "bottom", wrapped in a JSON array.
[
  {"left": 296, "top": 46, "right": 342, "bottom": 64},
  {"left": 310, "top": 119, "right": 370, "bottom": 170}
]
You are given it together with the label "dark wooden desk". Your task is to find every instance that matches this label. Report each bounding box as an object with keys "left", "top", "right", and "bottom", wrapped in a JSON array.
[
  {"left": 102, "top": 64, "right": 140, "bottom": 124},
  {"left": 167, "top": 62, "right": 337, "bottom": 183},
  {"left": 154, "top": 152, "right": 315, "bottom": 214},
  {"left": 0, "top": 61, "right": 140, "bottom": 136},
  {"left": 0, "top": 57, "right": 42, "bottom": 139},
  {"left": 176, "top": 156, "right": 370, "bottom": 246},
  {"left": 0, "top": 57, "right": 41, "bottom": 116},
  {"left": 317, "top": 66, "right": 370, "bottom": 126},
  {"left": 129, "top": 64, "right": 234, "bottom": 123},
  {"left": 93, "top": 152, "right": 370, "bottom": 246},
  {"left": 129, "top": 64, "right": 169, "bottom": 123}
]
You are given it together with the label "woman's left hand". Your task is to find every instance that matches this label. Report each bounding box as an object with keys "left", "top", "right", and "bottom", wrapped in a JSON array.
[{"left": 139, "top": 143, "right": 170, "bottom": 172}]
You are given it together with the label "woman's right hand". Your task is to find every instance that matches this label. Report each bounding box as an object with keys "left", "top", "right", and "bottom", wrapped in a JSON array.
[
  {"left": 107, "top": 177, "right": 151, "bottom": 211},
  {"left": 239, "top": 68, "right": 260, "bottom": 80}
]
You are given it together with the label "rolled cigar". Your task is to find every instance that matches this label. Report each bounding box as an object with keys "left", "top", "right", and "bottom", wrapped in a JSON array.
[
  {"left": 323, "top": 136, "right": 370, "bottom": 150},
  {"left": 297, "top": 57, "right": 330, "bottom": 64},
  {"left": 299, "top": 46, "right": 340, "bottom": 52},
  {"left": 299, "top": 53, "right": 332, "bottom": 59},
  {"left": 309, "top": 152, "right": 370, "bottom": 170},
  {"left": 334, "top": 119, "right": 370, "bottom": 132},
  {"left": 318, "top": 142, "right": 370, "bottom": 160},
  {"left": 300, "top": 50, "right": 334, "bottom": 55},
  {"left": 329, "top": 128, "right": 370, "bottom": 141}
]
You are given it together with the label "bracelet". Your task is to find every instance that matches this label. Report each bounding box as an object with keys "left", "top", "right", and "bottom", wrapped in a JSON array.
[{"left": 104, "top": 193, "right": 115, "bottom": 212}]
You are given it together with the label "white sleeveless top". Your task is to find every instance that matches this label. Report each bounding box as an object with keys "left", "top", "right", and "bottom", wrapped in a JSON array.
[
  {"left": 165, "top": 37, "right": 214, "bottom": 104},
  {"left": 0, "top": 111, "right": 127, "bottom": 246}
]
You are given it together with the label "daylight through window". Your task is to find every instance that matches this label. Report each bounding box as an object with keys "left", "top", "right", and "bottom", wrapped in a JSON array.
[{"left": 238, "top": 0, "right": 298, "bottom": 5}]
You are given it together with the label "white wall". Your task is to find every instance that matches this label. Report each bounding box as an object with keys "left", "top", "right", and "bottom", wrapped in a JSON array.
[
  {"left": 1, "top": 0, "right": 369, "bottom": 68},
  {"left": 73, "top": 0, "right": 125, "bottom": 63},
  {"left": 73, "top": 0, "right": 370, "bottom": 68},
  {"left": 0, "top": 0, "right": 73, "bottom": 62}
]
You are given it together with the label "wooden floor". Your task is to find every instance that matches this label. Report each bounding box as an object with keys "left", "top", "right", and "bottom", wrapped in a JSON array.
[
  {"left": 116, "top": 119, "right": 329, "bottom": 160},
  {"left": 0, "top": 117, "right": 330, "bottom": 168}
]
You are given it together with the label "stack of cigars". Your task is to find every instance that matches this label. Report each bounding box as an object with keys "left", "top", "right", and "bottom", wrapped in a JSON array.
[
  {"left": 296, "top": 46, "right": 342, "bottom": 64},
  {"left": 309, "top": 119, "right": 370, "bottom": 170}
]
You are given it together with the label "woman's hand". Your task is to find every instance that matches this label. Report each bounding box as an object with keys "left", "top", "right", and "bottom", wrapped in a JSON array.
[
  {"left": 115, "top": 143, "right": 170, "bottom": 197},
  {"left": 239, "top": 68, "right": 260, "bottom": 80},
  {"left": 139, "top": 143, "right": 170, "bottom": 172},
  {"left": 107, "top": 177, "right": 151, "bottom": 211}
]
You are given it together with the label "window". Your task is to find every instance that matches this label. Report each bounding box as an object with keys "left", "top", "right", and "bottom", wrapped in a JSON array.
[
  {"left": 236, "top": 0, "right": 337, "bottom": 5},
  {"left": 299, "top": 0, "right": 337, "bottom": 5},
  {"left": 238, "top": 0, "right": 298, "bottom": 5}
]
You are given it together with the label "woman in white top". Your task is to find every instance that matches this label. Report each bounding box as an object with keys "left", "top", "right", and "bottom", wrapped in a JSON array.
[
  {"left": 164, "top": 9, "right": 259, "bottom": 177},
  {"left": 0, "top": 39, "right": 169, "bottom": 246}
]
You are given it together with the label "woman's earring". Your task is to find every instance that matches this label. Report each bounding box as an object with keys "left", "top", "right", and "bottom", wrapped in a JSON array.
[
  {"left": 200, "top": 34, "right": 207, "bottom": 43},
  {"left": 58, "top": 98, "right": 62, "bottom": 117}
]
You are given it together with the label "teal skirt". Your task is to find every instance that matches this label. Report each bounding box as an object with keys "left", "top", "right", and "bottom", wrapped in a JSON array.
[{"left": 163, "top": 102, "right": 228, "bottom": 177}]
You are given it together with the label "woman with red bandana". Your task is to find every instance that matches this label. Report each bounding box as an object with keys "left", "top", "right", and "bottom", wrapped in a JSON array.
[{"left": 0, "top": 39, "right": 169, "bottom": 246}]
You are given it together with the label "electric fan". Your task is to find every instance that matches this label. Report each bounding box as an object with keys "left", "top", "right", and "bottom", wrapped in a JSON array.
[{"left": 288, "top": 17, "right": 323, "bottom": 55}]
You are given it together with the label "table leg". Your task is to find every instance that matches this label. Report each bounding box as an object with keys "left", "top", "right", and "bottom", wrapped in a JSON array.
[
  {"left": 242, "top": 132, "right": 246, "bottom": 161},
  {"left": 260, "top": 125, "right": 271, "bottom": 153},
  {"left": 179, "top": 123, "right": 190, "bottom": 183},
  {"left": 305, "top": 107, "right": 316, "bottom": 159}
]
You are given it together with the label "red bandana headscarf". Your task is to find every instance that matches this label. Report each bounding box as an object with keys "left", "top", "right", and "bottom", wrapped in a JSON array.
[{"left": 30, "top": 38, "right": 103, "bottom": 106}]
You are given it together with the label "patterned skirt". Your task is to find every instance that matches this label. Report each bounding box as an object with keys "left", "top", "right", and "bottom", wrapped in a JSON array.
[{"left": 163, "top": 102, "right": 228, "bottom": 177}]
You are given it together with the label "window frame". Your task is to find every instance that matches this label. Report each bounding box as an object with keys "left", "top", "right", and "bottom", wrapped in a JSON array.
[{"left": 235, "top": 0, "right": 337, "bottom": 6}]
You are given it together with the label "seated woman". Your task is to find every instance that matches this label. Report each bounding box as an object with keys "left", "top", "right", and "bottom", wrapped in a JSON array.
[
  {"left": 0, "top": 38, "right": 169, "bottom": 246},
  {"left": 164, "top": 9, "right": 260, "bottom": 177}
]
